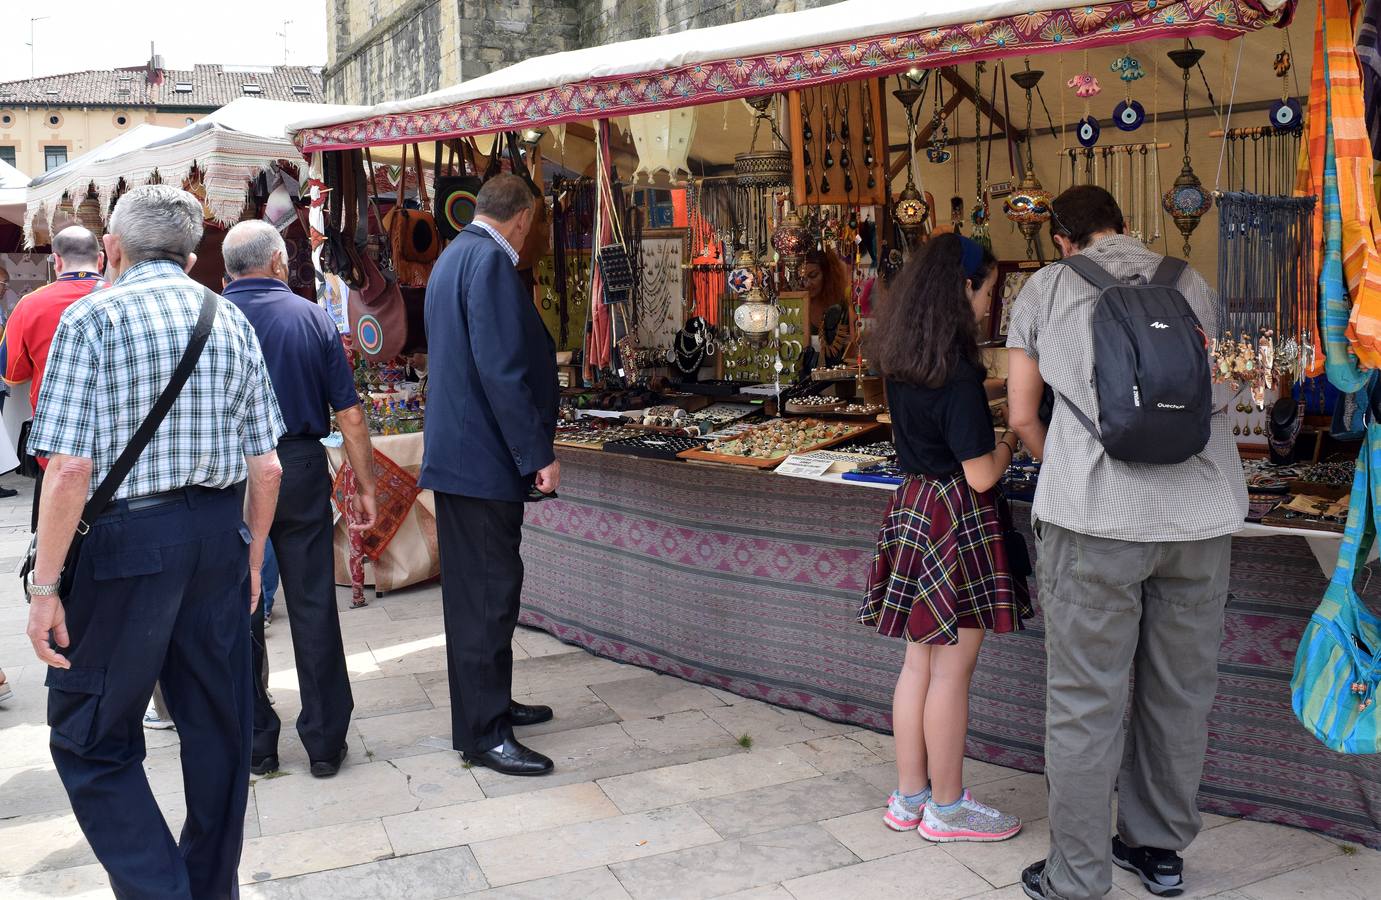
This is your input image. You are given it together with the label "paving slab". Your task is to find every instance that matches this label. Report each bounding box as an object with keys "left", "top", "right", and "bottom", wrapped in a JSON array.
[
  {"left": 598, "top": 745, "right": 819, "bottom": 814},
  {"left": 383, "top": 781, "right": 620, "bottom": 857},
  {"left": 781, "top": 846, "right": 990, "bottom": 900},
  {"left": 253, "top": 756, "right": 423, "bottom": 835},
  {"left": 703, "top": 698, "right": 857, "bottom": 749},
  {"left": 784, "top": 734, "right": 885, "bottom": 774},
  {"left": 691, "top": 771, "right": 881, "bottom": 839},
  {"left": 449, "top": 865, "right": 632, "bottom": 900},
  {"left": 241, "top": 846, "right": 487, "bottom": 899},
  {"left": 590, "top": 673, "right": 727, "bottom": 720},
  {"left": 610, "top": 822, "right": 858, "bottom": 900},
  {"left": 239, "top": 819, "right": 393, "bottom": 885},
  {"left": 470, "top": 805, "right": 721, "bottom": 887},
  {"left": 819, "top": 807, "right": 925, "bottom": 862}
]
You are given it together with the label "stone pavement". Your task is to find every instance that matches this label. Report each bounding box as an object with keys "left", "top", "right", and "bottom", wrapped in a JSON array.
[{"left": 1, "top": 473, "right": 1378, "bottom": 899}]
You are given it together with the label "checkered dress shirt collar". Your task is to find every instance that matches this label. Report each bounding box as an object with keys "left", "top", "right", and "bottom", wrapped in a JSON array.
[
  {"left": 27, "top": 259, "right": 285, "bottom": 501},
  {"left": 472, "top": 220, "right": 520, "bottom": 266}
]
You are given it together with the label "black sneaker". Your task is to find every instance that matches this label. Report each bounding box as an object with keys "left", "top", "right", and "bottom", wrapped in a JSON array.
[
  {"left": 1112, "top": 835, "right": 1185, "bottom": 896},
  {"left": 1020, "top": 860, "right": 1048, "bottom": 899}
]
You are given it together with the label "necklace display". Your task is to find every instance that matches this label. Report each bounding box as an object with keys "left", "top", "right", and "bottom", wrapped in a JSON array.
[{"left": 789, "top": 81, "right": 887, "bottom": 208}]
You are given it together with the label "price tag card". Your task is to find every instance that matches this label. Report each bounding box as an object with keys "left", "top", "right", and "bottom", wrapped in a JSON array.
[{"left": 774, "top": 454, "right": 835, "bottom": 480}]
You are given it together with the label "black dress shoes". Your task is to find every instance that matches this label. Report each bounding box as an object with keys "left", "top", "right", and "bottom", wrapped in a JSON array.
[
  {"left": 310, "top": 744, "right": 349, "bottom": 778},
  {"left": 509, "top": 700, "right": 554, "bottom": 727},
  {"left": 462, "top": 736, "right": 554, "bottom": 776},
  {"left": 250, "top": 754, "right": 279, "bottom": 776}
]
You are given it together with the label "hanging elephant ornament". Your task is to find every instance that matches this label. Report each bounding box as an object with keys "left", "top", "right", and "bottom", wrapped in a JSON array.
[
  {"left": 1113, "top": 99, "right": 1146, "bottom": 132},
  {"left": 1067, "top": 72, "right": 1101, "bottom": 98},
  {"left": 1077, "top": 116, "right": 1101, "bottom": 147},
  {"left": 1111, "top": 54, "right": 1146, "bottom": 83}
]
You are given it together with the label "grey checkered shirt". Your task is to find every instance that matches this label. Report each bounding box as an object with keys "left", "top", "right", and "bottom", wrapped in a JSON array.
[
  {"left": 1006, "top": 235, "right": 1247, "bottom": 543},
  {"left": 29, "top": 259, "right": 285, "bottom": 500}
]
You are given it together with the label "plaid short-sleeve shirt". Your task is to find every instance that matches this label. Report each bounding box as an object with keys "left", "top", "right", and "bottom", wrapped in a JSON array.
[
  {"left": 1005, "top": 235, "right": 1247, "bottom": 543},
  {"left": 28, "top": 259, "right": 285, "bottom": 500}
]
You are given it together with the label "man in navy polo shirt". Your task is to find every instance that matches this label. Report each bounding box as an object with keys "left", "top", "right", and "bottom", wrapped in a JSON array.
[{"left": 222, "top": 220, "right": 378, "bottom": 778}]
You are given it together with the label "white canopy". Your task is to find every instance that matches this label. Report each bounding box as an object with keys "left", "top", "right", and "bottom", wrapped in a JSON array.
[
  {"left": 288, "top": 0, "right": 1296, "bottom": 152},
  {"left": 0, "top": 159, "right": 30, "bottom": 227},
  {"left": 25, "top": 98, "right": 367, "bottom": 245}
]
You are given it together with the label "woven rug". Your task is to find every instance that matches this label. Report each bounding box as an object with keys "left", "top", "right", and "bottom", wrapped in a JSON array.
[
  {"left": 331, "top": 448, "right": 420, "bottom": 559},
  {"left": 519, "top": 450, "right": 1381, "bottom": 850}
]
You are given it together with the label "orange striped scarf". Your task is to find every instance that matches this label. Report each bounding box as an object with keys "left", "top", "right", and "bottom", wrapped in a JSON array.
[{"left": 1314, "top": 0, "right": 1381, "bottom": 368}]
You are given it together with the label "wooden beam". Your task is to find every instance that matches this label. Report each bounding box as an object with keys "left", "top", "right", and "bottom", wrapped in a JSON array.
[
  {"left": 941, "top": 66, "right": 1025, "bottom": 173},
  {"left": 887, "top": 90, "right": 965, "bottom": 180}
]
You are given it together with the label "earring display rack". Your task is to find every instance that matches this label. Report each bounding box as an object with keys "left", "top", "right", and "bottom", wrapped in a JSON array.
[
  {"left": 718, "top": 291, "right": 807, "bottom": 382},
  {"left": 787, "top": 79, "right": 889, "bottom": 207}
]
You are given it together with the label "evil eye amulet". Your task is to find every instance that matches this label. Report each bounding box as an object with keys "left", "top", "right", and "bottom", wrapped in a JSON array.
[
  {"left": 1269, "top": 98, "right": 1302, "bottom": 130},
  {"left": 1077, "top": 116, "right": 1101, "bottom": 147},
  {"left": 1113, "top": 100, "right": 1145, "bottom": 132}
]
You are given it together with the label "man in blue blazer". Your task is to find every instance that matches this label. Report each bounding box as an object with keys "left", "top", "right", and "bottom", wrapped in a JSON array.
[{"left": 421, "top": 173, "right": 559, "bottom": 776}]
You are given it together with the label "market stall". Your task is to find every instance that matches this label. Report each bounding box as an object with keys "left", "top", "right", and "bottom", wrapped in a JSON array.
[
  {"left": 283, "top": 0, "right": 1381, "bottom": 850},
  {"left": 22, "top": 97, "right": 367, "bottom": 295}
]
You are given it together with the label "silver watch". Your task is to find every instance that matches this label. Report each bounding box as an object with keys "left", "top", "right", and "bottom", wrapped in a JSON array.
[{"left": 25, "top": 572, "right": 59, "bottom": 597}]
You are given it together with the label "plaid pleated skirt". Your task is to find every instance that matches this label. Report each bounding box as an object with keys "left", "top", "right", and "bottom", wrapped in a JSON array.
[{"left": 859, "top": 473, "right": 1032, "bottom": 645}]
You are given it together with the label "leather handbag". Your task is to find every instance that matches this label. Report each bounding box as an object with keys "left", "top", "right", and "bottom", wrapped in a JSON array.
[
  {"left": 434, "top": 139, "right": 482, "bottom": 241},
  {"left": 382, "top": 145, "right": 442, "bottom": 287},
  {"left": 21, "top": 287, "right": 219, "bottom": 598},
  {"left": 348, "top": 253, "right": 407, "bottom": 362},
  {"left": 504, "top": 132, "right": 549, "bottom": 272},
  {"left": 1292, "top": 422, "right": 1381, "bottom": 753}
]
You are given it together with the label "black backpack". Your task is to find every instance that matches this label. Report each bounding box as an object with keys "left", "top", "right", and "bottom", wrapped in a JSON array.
[{"left": 1056, "top": 254, "right": 1212, "bottom": 465}]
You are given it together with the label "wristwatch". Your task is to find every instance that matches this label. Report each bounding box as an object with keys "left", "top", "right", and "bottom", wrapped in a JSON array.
[{"left": 25, "top": 572, "right": 59, "bottom": 597}]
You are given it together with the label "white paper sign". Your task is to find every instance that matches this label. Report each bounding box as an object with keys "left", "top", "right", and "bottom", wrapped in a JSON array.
[{"left": 774, "top": 454, "right": 834, "bottom": 480}]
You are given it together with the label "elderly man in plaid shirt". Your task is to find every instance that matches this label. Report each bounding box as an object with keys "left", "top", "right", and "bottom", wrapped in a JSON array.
[{"left": 24, "top": 184, "right": 285, "bottom": 899}]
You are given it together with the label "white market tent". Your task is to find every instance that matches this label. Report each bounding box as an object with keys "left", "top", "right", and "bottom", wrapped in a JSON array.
[
  {"left": 287, "top": 0, "right": 1297, "bottom": 152},
  {"left": 0, "top": 158, "right": 30, "bottom": 227},
  {"left": 24, "top": 98, "right": 367, "bottom": 246}
]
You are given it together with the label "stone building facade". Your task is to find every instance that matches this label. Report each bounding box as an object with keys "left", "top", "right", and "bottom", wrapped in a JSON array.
[{"left": 324, "top": 0, "right": 837, "bottom": 106}]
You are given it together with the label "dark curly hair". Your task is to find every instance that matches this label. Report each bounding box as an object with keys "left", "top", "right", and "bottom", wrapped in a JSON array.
[{"left": 867, "top": 232, "right": 995, "bottom": 388}]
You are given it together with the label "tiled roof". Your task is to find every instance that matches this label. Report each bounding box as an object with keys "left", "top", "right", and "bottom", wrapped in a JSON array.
[{"left": 0, "top": 64, "right": 324, "bottom": 109}]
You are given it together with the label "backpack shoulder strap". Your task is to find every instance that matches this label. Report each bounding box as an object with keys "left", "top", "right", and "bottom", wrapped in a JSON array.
[
  {"left": 1057, "top": 254, "right": 1120, "bottom": 292},
  {"left": 1057, "top": 392, "right": 1102, "bottom": 443},
  {"left": 1150, "top": 256, "right": 1189, "bottom": 288}
]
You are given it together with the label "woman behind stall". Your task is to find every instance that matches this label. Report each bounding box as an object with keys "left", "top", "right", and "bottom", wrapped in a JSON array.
[
  {"left": 800, "top": 248, "right": 855, "bottom": 369},
  {"left": 859, "top": 232, "right": 1030, "bottom": 844}
]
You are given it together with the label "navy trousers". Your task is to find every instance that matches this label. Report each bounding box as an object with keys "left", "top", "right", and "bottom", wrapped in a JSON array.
[
  {"left": 46, "top": 486, "right": 252, "bottom": 900},
  {"left": 251, "top": 438, "right": 353, "bottom": 762}
]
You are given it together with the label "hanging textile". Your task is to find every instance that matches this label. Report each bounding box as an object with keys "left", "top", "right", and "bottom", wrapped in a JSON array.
[
  {"left": 1307, "top": 0, "right": 1381, "bottom": 372},
  {"left": 1358, "top": 0, "right": 1381, "bottom": 161},
  {"left": 583, "top": 120, "right": 616, "bottom": 378}
]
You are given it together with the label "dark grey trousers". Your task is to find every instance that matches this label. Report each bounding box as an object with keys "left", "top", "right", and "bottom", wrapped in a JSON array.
[{"left": 1036, "top": 522, "right": 1232, "bottom": 900}]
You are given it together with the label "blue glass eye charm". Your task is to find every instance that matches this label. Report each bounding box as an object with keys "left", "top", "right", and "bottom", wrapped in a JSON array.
[
  {"left": 1269, "top": 98, "right": 1302, "bottom": 131},
  {"left": 1113, "top": 99, "right": 1145, "bottom": 132},
  {"left": 1077, "top": 116, "right": 1101, "bottom": 147}
]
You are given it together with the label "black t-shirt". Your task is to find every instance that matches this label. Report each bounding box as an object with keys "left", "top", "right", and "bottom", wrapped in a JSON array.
[{"left": 886, "top": 361, "right": 995, "bottom": 477}]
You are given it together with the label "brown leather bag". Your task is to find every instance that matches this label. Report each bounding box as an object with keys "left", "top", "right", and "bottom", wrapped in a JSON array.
[
  {"left": 348, "top": 150, "right": 408, "bottom": 361},
  {"left": 384, "top": 144, "right": 442, "bottom": 287}
]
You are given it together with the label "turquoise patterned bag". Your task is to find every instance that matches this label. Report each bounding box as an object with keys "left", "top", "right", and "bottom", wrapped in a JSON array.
[{"left": 1291, "top": 426, "right": 1381, "bottom": 754}]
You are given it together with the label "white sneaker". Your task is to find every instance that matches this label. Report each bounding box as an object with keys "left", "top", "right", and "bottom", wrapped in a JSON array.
[{"left": 143, "top": 701, "right": 175, "bottom": 731}]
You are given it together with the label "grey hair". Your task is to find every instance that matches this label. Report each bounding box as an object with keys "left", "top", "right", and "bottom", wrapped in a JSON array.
[
  {"left": 51, "top": 226, "right": 101, "bottom": 267},
  {"left": 107, "top": 185, "right": 204, "bottom": 265},
  {"left": 223, "top": 220, "right": 288, "bottom": 278},
  {"left": 475, "top": 173, "right": 537, "bottom": 223}
]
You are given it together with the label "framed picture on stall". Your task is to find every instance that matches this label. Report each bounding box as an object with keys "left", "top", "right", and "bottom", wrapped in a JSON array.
[{"left": 986, "top": 260, "right": 1046, "bottom": 344}]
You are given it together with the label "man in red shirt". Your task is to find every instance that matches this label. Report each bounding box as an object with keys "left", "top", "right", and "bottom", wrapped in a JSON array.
[{"left": 3, "top": 225, "right": 107, "bottom": 524}]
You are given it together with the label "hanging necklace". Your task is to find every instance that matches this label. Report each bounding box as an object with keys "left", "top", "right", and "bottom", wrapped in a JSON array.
[
  {"left": 839, "top": 82, "right": 854, "bottom": 195},
  {"left": 861, "top": 79, "right": 877, "bottom": 190},
  {"left": 802, "top": 90, "right": 815, "bottom": 196}
]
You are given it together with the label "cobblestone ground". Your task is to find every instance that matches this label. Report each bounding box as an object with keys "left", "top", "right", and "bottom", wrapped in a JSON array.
[{"left": 1, "top": 473, "right": 1378, "bottom": 898}]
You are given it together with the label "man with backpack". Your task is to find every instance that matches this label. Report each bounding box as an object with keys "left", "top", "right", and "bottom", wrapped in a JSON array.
[{"left": 1005, "top": 186, "right": 1247, "bottom": 900}]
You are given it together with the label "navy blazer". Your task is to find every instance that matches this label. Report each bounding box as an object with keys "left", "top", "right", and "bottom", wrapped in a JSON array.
[{"left": 419, "top": 223, "right": 557, "bottom": 502}]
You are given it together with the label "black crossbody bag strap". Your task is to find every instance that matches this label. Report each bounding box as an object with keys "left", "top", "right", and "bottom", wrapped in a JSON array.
[{"left": 76, "top": 286, "right": 220, "bottom": 531}]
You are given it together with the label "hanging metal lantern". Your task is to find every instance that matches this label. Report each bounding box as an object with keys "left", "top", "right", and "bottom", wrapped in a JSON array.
[
  {"left": 735, "top": 95, "right": 792, "bottom": 188},
  {"left": 733, "top": 285, "right": 780, "bottom": 344},
  {"left": 727, "top": 248, "right": 758, "bottom": 295},
  {"left": 1164, "top": 43, "right": 1211, "bottom": 256},
  {"left": 1162, "top": 160, "right": 1212, "bottom": 256},
  {"left": 1003, "top": 166, "right": 1053, "bottom": 256},
  {"left": 894, "top": 179, "right": 929, "bottom": 243},
  {"left": 771, "top": 209, "right": 810, "bottom": 283}
]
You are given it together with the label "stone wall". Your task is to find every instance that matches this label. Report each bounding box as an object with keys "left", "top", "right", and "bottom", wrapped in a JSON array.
[
  {"left": 325, "top": 0, "right": 582, "bottom": 106},
  {"left": 324, "top": 0, "right": 847, "bottom": 107},
  {"left": 574, "top": 0, "right": 837, "bottom": 46}
]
